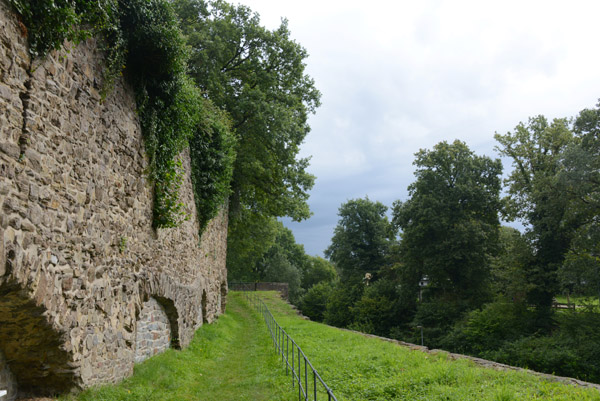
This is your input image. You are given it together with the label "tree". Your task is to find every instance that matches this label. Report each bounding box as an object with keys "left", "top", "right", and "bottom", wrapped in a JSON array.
[
  {"left": 300, "top": 256, "right": 336, "bottom": 290},
  {"left": 173, "top": 0, "right": 321, "bottom": 221},
  {"left": 393, "top": 140, "right": 502, "bottom": 308},
  {"left": 226, "top": 212, "right": 279, "bottom": 281},
  {"left": 495, "top": 116, "right": 578, "bottom": 316},
  {"left": 558, "top": 102, "right": 600, "bottom": 301},
  {"left": 489, "top": 226, "right": 532, "bottom": 303},
  {"left": 227, "top": 219, "right": 308, "bottom": 303},
  {"left": 325, "top": 198, "right": 393, "bottom": 282}
]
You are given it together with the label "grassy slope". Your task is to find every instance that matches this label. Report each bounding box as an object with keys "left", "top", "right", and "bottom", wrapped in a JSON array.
[
  {"left": 66, "top": 292, "right": 294, "bottom": 401},
  {"left": 258, "top": 291, "right": 600, "bottom": 401}
]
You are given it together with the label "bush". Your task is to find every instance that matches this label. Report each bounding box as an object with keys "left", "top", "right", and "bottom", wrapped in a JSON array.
[
  {"left": 299, "top": 282, "right": 332, "bottom": 322},
  {"left": 189, "top": 98, "right": 236, "bottom": 231},
  {"left": 352, "top": 278, "right": 405, "bottom": 337},
  {"left": 486, "top": 336, "right": 582, "bottom": 381},
  {"left": 324, "top": 280, "right": 363, "bottom": 328},
  {"left": 411, "top": 300, "right": 466, "bottom": 348},
  {"left": 9, "top": 0, "right": 118, "bottom": 58},
  {"left": 441, "top": 301, "right": 534, "bottom": 354}
]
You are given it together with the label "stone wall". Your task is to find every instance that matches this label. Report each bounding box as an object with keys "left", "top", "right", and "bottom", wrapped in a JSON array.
[
  {"left": 0, "top": 1, "right": 228, "bottom": 398},
  {"left": 134, "top": 298, "right": 173, "bottom": 364}
]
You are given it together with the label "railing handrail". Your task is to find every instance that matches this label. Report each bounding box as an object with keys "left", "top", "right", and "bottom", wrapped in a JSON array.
[{"left": 240, "top": 290, "right": 338, "bottom": 401}]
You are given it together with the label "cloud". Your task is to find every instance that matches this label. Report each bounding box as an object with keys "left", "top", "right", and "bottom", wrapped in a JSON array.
[{"left": 239, "top": 0, "right": 600, "bottom": 255}]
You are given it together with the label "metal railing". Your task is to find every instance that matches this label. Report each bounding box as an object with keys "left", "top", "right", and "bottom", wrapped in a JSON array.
[{"left": 240, "top": 288, "right": 338, "bottom": 401}]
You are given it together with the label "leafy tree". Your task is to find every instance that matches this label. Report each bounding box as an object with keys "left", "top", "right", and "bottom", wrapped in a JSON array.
[
  {"left": 490, "top": 226, "right": 532, "bottom": 302},
  {"left": 325, "top": 198, "right": 393, "bottom": 282},
  {"left": 227, "top": 219, "right": 308, "bottom": 303},
  {"left": 226, "top": 213, "right": 279, "bottom": 281},
  {"left": 495, "top": 116, "right": 578, "bottom": 316},
  {"left": 301, "top": 256, "right": 336, "bottom": 290},
  {"left": 261, "top": 247, "right": 302, "bottom": 303},
  {"left": 393, "top": 140, "right": 502, "bottom": 308},
  {"left": 558, "top": 102, "right": 600, "bottom": 300},
  {"left": 173, "top": 0, "right": 321, "bottom": 221},
  {"left": 351, "top": 268, "right": 407, "bottom": 337}
]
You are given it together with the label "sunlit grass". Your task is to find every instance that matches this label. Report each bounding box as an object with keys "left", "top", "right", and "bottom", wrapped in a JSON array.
[
  {"left": 63, "top": 292, "right": 294, "bottom": 401},
  {"left": 257, "top": 291, "right": 600, "bottom": 401}
]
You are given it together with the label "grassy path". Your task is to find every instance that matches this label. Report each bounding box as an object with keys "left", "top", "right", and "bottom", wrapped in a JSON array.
[
  {"left": 258, "top": 291, "right": 600, "bottom": 401},
  {"left": 68, "top": 292, "right": 294, "bottom": 401}
]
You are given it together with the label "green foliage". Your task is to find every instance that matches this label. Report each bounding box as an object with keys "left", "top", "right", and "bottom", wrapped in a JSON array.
[
  {"left": 324, "top": 279, "right": 364, "bottom": 328},
  {"left": 117, "top": 0, "right": 193, "bottom": 227},
  {"left": 261, "top": 248, "right": 303, "bottom": 304},
  {"left": 300, "top": 256, "right": 336, "bottom": 290},
  {"left": 490, "top": 227, "right": 532, "bottom": 301},
  {"left": 325, "top": 197, "right": 393, "bottom": 282},
  {"left": 13, "top": 0, "right": 237, "bottom": 231},
  {"left": 351, "top": 277, "right": 405, "bottom": 337},
  {"left": 495, "top": 117, "right": 577, "bottom": 313},
  {"left": 174, "top": 0, "right": 321, "bottom": 222},
  {"left": 558, "top": 101, "right": 600, "bottom": 301},
  {"left": 227, "top": 219, "right": 310, "bottom": 304},
  {"left": 9, "top": 0, "right": 118, "bottom": 58},
  {"left": 393, "top": 140, "right": 502, "bottom": 308},
  {"left": 226, "top": 213, "right": 279, "bottom": 281},
  {"left": 189, "top": 98, "right": 236, "bottom": 231},
  {"left": 442, "top": 301, "right": 534, "bottom": 355},
  {"left": 259, "top": 291, "right": 600, "bottom": 401},
  {"left": 299, "top": 282, "right": 332, "bottom": 322}
]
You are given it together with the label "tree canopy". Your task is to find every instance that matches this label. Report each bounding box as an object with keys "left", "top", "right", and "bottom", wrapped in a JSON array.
[
  {"left": 393, "top": 140, "right": 502, "bottom": 307},
  {"left": 325, "top": 198, "right": 393, "bottom": 282},
  {"left": 173, "top": 0, "right": 321, "bottom": 222},
  {"left": 495, "top": 116, "right": 577, "bottom": 313}
]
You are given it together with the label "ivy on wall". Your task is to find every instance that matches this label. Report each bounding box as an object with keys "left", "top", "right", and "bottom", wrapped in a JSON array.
[{"left": 9, "top": 0, "right": 236, "bottom": 233}]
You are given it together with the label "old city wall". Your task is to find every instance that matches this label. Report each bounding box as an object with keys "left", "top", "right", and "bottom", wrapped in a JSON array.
[{"left": 0, "top": 2, "right": 228, "bottom": 399}]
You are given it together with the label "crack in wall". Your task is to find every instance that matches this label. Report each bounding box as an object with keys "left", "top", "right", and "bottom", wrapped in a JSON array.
[{"left": 17, "top": 60, "right": 33, "bottom": 161}]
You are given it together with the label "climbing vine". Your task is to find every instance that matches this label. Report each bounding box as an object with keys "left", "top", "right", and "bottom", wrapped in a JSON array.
[
  {"left": 10, "top": 0, "right": 235, "bottom": 230},
  {"left": 189, "top": 97, "right": 236, "bottom": 231},
  {"left": 8, "top": 0, "right": 117, "bottom": 58},
  {"left": 9, "top": 0, "right": 236, "bottom": 232}
]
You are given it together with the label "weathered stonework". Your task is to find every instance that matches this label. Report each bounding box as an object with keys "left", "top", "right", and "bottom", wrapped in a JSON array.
[
  {"left": 0, "top": 1, "right": 228, "bottom": 398},
  {"left": 134, "top": 297, "right": 174, "bottom": 363}
]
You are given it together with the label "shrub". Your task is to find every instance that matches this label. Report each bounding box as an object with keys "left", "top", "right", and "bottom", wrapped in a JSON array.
[
  {"left": 299, "top": 282, "right": 332, "bottom": 322},
  {"left": 441, "top": 301, "right": 534, "bottom": 354}
]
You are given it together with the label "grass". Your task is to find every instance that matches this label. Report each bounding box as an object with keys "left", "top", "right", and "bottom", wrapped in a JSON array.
[
  {"left": 257, "top": 291, "right": 600, "bottom": 401},
  {"left": 64, "top": 292, "right": 295, "bottom": 401},
  {"left": 59, "top": 291, "right": 600, "bottom": 400},
  {"left": 555, "top": 295, "right": 599, "bottom": 307}
]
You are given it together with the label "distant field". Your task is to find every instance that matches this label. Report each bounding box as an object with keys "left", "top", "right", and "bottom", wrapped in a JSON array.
[{"left": 257, "top": 291, "right": 600, "bottom": 401}]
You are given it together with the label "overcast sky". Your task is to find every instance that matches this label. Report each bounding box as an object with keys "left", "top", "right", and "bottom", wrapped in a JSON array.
[{"left": 237, "top": 0, "right": 600, "bottom": 256}]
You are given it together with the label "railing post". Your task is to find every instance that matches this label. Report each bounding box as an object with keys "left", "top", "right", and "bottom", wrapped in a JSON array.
[
  {"left": 305, "top": 357, "right": 308, "bottom": 400},
  {"left": 313, "top": 369, "right": 317, "bottom": 401},
  {"left": 292, "top": 342, "right": 295, "bottom": 388},
  {"left": 298, "top": 347, "right": 301, "bottom": 400}
]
